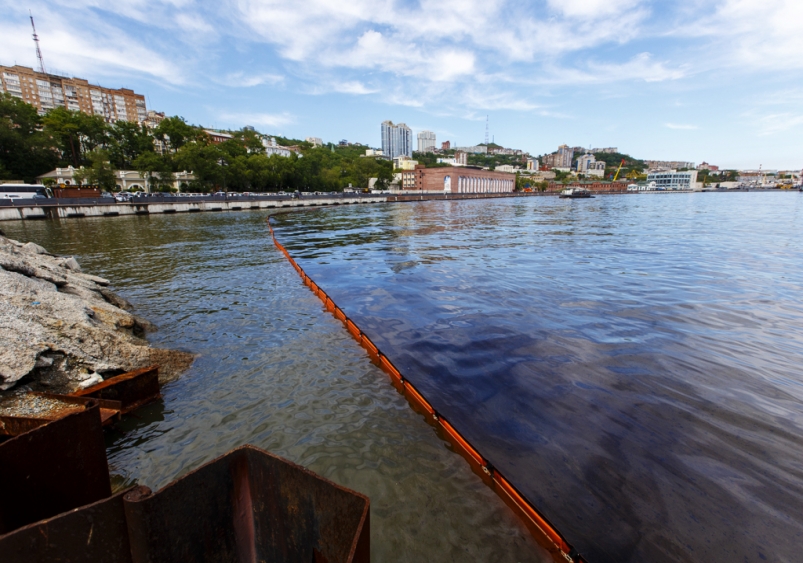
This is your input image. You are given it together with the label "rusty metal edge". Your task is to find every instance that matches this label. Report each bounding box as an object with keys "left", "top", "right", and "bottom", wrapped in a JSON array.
[
  {"left": 123, "top": 443, "right": 370, "bottom": 562},
  {"left": 267, "top": 213, "right": 585, "bottom": 563}
]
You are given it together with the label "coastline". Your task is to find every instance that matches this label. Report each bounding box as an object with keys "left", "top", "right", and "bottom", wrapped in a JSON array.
[{"left": 0, "top": 233, "right": 194, "bottom": 396}]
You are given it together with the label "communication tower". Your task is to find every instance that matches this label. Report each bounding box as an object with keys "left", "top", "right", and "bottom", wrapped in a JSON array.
[{"left": 30, "top": 13, "right": 47, "bottom": 75}]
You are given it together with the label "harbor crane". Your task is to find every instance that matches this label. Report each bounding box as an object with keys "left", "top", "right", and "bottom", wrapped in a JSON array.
[{"left": 612, "top": 158, "right": 626, "bottom": 182}]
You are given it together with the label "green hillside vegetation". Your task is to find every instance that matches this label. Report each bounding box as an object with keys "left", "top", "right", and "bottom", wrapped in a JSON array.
[
  {"left": 467, "top": 152, "right": 525, "bottom": 170},
  {"left": 412, "top": 151, "right": 450, "bottom": 168},
  {"left": 0, "top": 93, "right": 392, "bottom": 192}
]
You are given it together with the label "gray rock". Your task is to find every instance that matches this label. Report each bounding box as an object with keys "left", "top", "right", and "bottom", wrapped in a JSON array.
[
  {"left": 0, "top": 234, "right": 194, "bottom": 393},
  {"left": 61, "top": 257, "right": 82, "bottom": 271}
]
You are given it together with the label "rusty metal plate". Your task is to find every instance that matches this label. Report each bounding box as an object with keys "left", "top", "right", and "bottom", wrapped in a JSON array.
[
  {"left": 0, "top": 402, "right": 112, "bottom": 535},
  {"left": 72, "top": 366, "right": 161, "bottom": 414},
  {"left": 123, "top": 445, "right": 370, "bottom": 563},
  {"left": 0, "top": 488, "right": 137, "bottom": 563}
]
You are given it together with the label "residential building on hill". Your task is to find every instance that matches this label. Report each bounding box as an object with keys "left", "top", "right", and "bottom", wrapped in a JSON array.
[
  {"left": 417, "top": 130, "right": 436, "bottom": 152},
  {"left": 0, "top": 64, "right": 146, "bottom": 122},
  {"left": 441, "top": 141, "right": 451, "bottom": 151},
  {"left": 452, "top": 145, "right": 488, "bottom": 154},
  {"left": 592, "top": 147, "right": 619, "bottom": 154},
  {"left": 306, "top": 137, "right": 323, "bottom": 147},
  {"left": 576, "top": 153, "right": 606, "bottom": 178},
  {"left": 205, "top": 130, "right": 234, "bottom": 144},
  {"left": 646, "top": 160, "right": 695, "bottom": 170},
  {"left": 381, "top": 121, "right": 413, "bottom": 159},
  {"left": 697, "top": 162, "right": 719, "bottom": 171}
]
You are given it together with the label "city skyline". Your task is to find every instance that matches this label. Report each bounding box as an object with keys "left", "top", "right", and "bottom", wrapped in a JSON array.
[{"left": 0, "top": 1, "right": 801, "bottom": 169}]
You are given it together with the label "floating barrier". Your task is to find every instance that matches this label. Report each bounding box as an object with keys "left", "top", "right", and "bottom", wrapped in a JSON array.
[{"left": 267, "top": 213, "right": 584, "bottom": 563}]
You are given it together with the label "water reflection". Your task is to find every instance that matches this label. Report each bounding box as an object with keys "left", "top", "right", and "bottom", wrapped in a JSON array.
[
  {"left": 273, "top": 193, "right": 803, "bottom": 563},
  {"left": 1, "top": 211, "right": 550, "bottom": 563}
]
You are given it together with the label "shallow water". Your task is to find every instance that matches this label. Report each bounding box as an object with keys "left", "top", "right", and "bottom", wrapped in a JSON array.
[
  {"left": 2, "top": 211, "right": 549, "bottom": 563},
  {"left": 271, "top": 192, "right": 803, "bottom": 563}
]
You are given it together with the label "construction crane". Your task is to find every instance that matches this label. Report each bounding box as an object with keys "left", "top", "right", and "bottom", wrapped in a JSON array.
[
  {"left": 30, "top": 12, "right": 47, "bottom": 75},
  {"left": 612, "top": 158, "right": 626, "bottom": 182}
]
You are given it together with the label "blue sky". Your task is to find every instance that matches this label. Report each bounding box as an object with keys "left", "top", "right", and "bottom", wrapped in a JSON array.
[{"left": 1, "top": 0, "right": 801, "bottom": 169}]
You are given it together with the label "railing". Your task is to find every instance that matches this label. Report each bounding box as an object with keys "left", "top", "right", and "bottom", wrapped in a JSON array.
[{"left": 0, "top": 193, "right": 388, "bottom": 207}]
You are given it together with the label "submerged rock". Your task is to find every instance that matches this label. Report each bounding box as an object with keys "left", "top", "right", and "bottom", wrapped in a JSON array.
[{"left": 0, "top": 234, "right": 194, "bottom": 393}]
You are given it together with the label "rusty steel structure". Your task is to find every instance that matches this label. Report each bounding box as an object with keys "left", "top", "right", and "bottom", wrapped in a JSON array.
[
  {"left": 267, "top": 212, "right": 585, "bottom": 563},
  {"left": 72, "top": 365, "right": 161, "bottom": 414},
  {"left": 0, "top": 444, "right": 369, "bottom": 563},
  {"left": 0, "top": 402, "right": 112, "bottom": 535},
  {"left": 0, "top": 366, "right": 162, "bottom": 437}
]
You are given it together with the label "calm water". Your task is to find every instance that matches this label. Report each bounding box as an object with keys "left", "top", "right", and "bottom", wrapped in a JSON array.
[
  {"left": 271, "top": 192, "right": 803, "bottom": 563},
  {"left": 1, "top": 211, "right": 549, "bottom": 563}
]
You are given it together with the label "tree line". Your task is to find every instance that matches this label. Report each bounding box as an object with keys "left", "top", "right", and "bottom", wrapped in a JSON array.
[{"left": 0, "top": 93, "right": 393, "bottom": 193}]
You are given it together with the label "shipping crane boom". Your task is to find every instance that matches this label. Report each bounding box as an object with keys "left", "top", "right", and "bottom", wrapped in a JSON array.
[{"left": 613, "top": 158, "right": 626, "bottom": 182}]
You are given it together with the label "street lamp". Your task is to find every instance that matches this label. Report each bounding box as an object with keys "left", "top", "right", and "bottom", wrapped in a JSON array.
[{"left": 217, "top": 158, "right": 228, "bottom": 198}]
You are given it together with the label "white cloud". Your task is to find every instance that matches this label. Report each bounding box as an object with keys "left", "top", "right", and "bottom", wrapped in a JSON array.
[
  {"left": 547, "top": 0, "right": 643, "bottom": 19},
  {"left": 218, "top": 111, "right": 294, "bottom": 129},
  {"left": 665, "top": 123, "right": 699, "bottom": 130},
  {"left": 332, "top": 81, "right": 378, "bottom": 95},
  {"left": 224, "top": 72, "right": 284, "bottom": 87},
  {"left": 0, "top": 15, "right": 183, "bottom": 85}
]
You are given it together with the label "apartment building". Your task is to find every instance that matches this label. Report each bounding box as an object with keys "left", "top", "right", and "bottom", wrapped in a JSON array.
[
  {"left": 381, "top": 121, "right": 413, "bottom": 159},
  {"left": 646, "top": 160, "right": 695, "bottom": 170},
  {"left": 0, "top": 64, "right": 146, "bottom": 122},
  {"left": 576, "top": 153, "right": 606, "bottom": 177},
  {"left": 417, "top": 130, "right": 436, "bottom": 152}
]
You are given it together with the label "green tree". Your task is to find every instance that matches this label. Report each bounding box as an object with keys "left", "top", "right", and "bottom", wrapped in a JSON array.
[
  {"left": 0, "top": 94, "right": 58, "bottom": 181},
  {"left": 108, "top": 121, "right": 153, "bottom": 169},
  {"left": 42, "top": 108, "right": 108, "bottom": 167},
  {"left": 153, "top": 116, "right": 197, "bottom": 152},
  {"left": 83, "top": 149, "right": 117, "bottom": 191},
  {"left": 133, "top": 151, "right": 174, "bottom": 192}
]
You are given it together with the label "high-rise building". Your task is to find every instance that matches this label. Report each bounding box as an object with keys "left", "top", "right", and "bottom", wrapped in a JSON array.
[
  {"left": 381, "top": 121, "right": 413, "bottom": 159},
  {"left": 442, "top": 141, "right": 451, "bottom": 151},
  {"left": 0, "top": 64, "right": 146, "bottom": 123},
  {"left": 556, "top": 144, "right": 574, "bottom": 168},
  {"left": 417, "top": 130, "right": 436, "bottom": 152}
]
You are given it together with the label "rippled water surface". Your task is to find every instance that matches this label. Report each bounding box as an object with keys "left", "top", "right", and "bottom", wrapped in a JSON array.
[
  {"left": 270, "top": 192, "right": 803, "bottom": 563},
  {"left": 2, "top": 211, "right": 549, "bottom": 563}
]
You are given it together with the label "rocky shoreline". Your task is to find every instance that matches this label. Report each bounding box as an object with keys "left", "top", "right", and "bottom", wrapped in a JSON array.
[{"left": 0, "top": 232, "right": 193, "bottom": 395}]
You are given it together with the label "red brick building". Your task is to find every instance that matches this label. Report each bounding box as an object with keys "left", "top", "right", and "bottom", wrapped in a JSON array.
[
  {"left": 547, "top": 181, "right": 629, "bottom": 193},
  {"left": 407, "top": 165, "right": 516, "bottom": 193}
]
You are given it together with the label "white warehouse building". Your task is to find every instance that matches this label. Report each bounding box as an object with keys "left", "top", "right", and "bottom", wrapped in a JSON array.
[{"left": 646, "top": 170, "right": 698, "bottom": 190}]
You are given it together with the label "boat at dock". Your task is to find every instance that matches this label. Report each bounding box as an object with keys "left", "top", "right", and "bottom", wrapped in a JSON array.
[{"left": 559, "top": 187, "right": 594, "bottom": 199}]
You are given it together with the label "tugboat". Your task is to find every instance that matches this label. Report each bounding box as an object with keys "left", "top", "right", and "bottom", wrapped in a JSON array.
[{"left": 559, "top": 187, "right": 594, "bottom": 199}]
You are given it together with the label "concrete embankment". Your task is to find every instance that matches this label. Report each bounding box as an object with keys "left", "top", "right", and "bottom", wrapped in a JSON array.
[
  {"left": 0, "top": 192, "right": 577, "bottom": 223},
  {"left": 0, "top": 233, "right": 194, "bottom": 394},
  {"left": 0, "top": 195, "right": 386, "bottom": 222}
]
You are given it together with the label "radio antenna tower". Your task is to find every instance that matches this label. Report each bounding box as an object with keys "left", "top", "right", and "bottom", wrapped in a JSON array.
[
  {"left": 30, "top": 13, "right": 47, "bottom": 75},
  {"left": 484, "top": 115, "right": 489, "bottom": 145}
]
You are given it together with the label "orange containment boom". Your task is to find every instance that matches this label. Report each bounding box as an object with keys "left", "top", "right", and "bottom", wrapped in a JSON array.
[{"left": 266, "top": 214, "right": 584, "bottom": 563}]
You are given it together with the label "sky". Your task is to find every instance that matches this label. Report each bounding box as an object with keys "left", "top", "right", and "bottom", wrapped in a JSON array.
[{"left": 1, "top": 0, "right": 801, "bottom": 169}]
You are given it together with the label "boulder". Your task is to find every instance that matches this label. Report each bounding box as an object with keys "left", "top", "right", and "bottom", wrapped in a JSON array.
[{"left": 0, "top": 234, "right": 194, "bottom": 393}]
